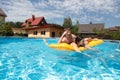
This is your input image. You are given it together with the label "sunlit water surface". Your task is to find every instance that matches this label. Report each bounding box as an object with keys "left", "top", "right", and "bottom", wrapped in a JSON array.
[{"left": 0, "top": 37, "right": 120, "bottom": 80}]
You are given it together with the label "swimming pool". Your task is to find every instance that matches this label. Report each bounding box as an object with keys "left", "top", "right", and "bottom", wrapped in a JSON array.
[{"left": 0, "top": 37, "right": 120, "bottom": 80}]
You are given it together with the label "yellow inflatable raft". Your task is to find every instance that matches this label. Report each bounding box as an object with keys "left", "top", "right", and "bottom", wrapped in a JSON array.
[{"left": 49, "top": 39, "right": 103, "bottom": 51}]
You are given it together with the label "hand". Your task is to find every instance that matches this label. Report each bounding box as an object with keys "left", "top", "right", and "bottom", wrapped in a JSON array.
[
  {"left": 76, "top": 51, "right": 81, "bottom": 53},
  {"left": 58, "top": 30, "right": 68, "bottom": 44},
  {"left": 62, "top": 30, "right": 68, "bottom": 36}
]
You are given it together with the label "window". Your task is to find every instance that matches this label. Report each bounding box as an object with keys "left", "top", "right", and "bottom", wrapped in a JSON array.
[
  {"left": 51, "top": 32, "right": 55, "bottom": 37},
  {"left": 42, "top": 21, "right": 44, "bottom": 24},
  {"left": 41, "top": 31, "right": 46, "bottom": 35},
  {"left": 33, "top": 31, "right": 37, "bottom": 35}
]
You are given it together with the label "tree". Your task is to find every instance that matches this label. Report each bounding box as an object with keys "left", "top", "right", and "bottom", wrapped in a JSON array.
[
  {"left": 71, "top": 25, "right": 78, "bottom": 35},
  {"left": 71, "top": 20, "right": 79, "bottom": 35},
  {"left": 5, "top": 21, "right": 23, "bottom": 28},
  {"left": 0, "top": 21, "right": 4, "bottom": 26},
  {"left": 109, "top": 31, "right": 120, "bottom": 40},
  {"left": 90, "top": 21, "right": 92, "bottom": 24},
  {"left": 76, "top": 20, "right": 80, "bottom": 27},
  {"left": 6, "top": 22, "right": 16, "bottom": 28},
  {"left": 63, "top": 17, "right": 72, "bottom": 28},
  {"left": 0, "top": 22, "right": 13, "bottom": 36},
  {"left": 15, "top": 22, "right": 23, "bottom": 28}
]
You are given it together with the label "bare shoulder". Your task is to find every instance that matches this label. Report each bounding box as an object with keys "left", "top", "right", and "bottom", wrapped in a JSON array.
[{"left": 72, "top": 34, "right": 76, "bottom": 38}]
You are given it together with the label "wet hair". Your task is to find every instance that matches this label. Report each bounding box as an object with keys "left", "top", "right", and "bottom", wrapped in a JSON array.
[
  {"left": 75, "top": 36, "right": 82, "bottom": 44},
  {"left": 64, "top": 28, "right": 71, "bottom": 31}
]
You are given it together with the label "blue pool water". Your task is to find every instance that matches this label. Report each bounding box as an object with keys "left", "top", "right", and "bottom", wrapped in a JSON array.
[{"left": 0, "top": 37, "right": 120, "bottom": 80}]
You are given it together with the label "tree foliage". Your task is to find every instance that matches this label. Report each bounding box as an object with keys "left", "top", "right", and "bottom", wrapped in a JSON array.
[
  {"left": 76, "top": 20, "right": 80, "bottom": 27},
  {"left": 71, "top": 20, "right": 79, "bottom": 35},
  {"left": 0, "top": 21, "right": 23, "bottom": 36},
  {"left": 15, "top": 22, "right": 23, "bottom": 28},
  {"left": 63, "top": 18, "right": 79, "bottom": 34},
  {"left": 63, "top": 17, "right": 72, "bottom": 28},
  {"left": 71, "top": 25, "right": 78, "bottom": 35},
  {"left": 0, "top": 22, "right": 13, "bottom": 36},
  {"left": 107, "top": 31, "right": 120, "bottom": 40},
  {"left": 5, "top": 21, "right": 23, "bottom": 28},
  {"left": 96, "top": 29, "right": 120, "bottom": 40}
]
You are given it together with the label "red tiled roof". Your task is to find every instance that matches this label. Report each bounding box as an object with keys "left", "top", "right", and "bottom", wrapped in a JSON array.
[
  {"left": 21, "top": 16, "right": 44, "bottom": 27},
  {"left": 23, "top": 24, "right": 64, "bottom": 30},
  {"left": 31, "top": 17, "right": 43, "bottom": 26},
  {"left": 108, "top": 27, "right": 118, "bottom": 31},
  {"left": 22, "top": 15, "right": 64, "bottom": 30},
  {"left": 27, "top": 18, "right": 33, "bottom": 22}
]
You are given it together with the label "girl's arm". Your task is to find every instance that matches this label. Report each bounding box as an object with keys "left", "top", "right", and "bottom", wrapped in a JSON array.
[{"left": 58, "top": 31, "right": 67, "bottom": 44}]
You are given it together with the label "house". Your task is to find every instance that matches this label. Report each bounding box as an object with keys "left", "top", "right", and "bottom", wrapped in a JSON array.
[
  {"left": 78, "top": 23, "right": 104, "bottom": 36},
  {"left": 22, "top": 15, "right": 64, "bottom": 38},
  {"left": 0, "top": 8, "right": 7, "bottom": 23},
  {"left": 106, "top": 26, "right": 120, "bottom": 31},
  {"left": 12, "top": 28, "right": 27, "bottom": 36}
]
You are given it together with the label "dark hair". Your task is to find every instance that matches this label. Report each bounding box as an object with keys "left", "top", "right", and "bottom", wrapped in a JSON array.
[
  {"left": 75, "top": 36, "right": 82, "bottom": 44},
  {"left": 64, "top": 28, "right": 71, "bottom": 31}
]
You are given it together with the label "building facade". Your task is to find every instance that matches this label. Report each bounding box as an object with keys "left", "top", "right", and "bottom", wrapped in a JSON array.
[
  {"left": 0, "top": 8, "right": 7, "bottom": 23},
  {"left": 12, "top": 28, "right": 27, "bottom": 36},
  {"left": 22, "top": 15, "right": 64, "bottom": 38},
  {"left": 78, "top": 23, "right": 104, "bottom": 36}
]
